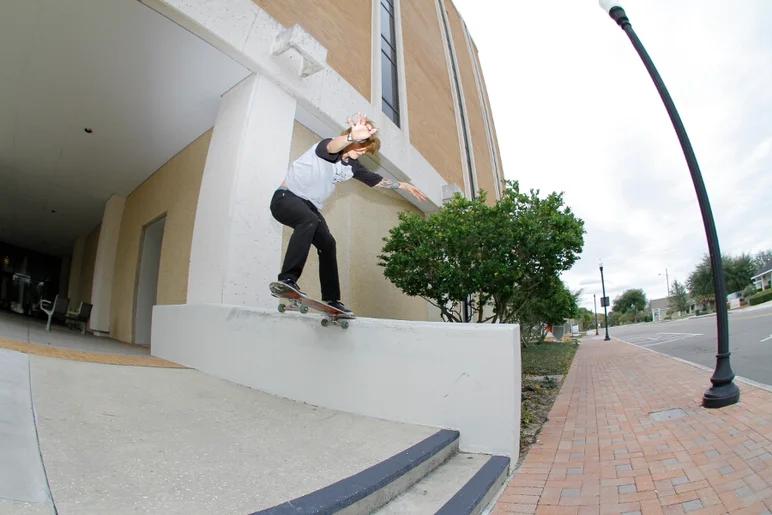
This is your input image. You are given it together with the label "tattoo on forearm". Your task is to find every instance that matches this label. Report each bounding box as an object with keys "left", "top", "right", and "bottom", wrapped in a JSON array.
[{"left": 376, "top": 179, "right": 401, "bottom": 190}]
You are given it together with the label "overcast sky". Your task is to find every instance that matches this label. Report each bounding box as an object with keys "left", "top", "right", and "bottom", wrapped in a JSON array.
[{"left": 453, "top": 0, "right": 772, "bottom": 311}]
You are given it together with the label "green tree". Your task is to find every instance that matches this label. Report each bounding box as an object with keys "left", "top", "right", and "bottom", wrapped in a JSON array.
[
  {"left": 668, "top": 279, "right": 689, "bottom": 313},
  {"left": 518, "top": 276, "right": 579, "bottom": 345},
  {"left": 687, "top": 252, "right": 758, "bottom": 301},
  {"left": 724, "top": 253, "right": 756, "bottom": 293},
  {"left": 753, "top": 250, "right": 772, "bottom": 271},
  {"left": 607, "top": 310, "right": 625, "bottom": 327},
  {"left": 687, "top": 254, "right": 715, "bottom": 301},
  {"left": 577, "top": 307, "right": 594, "bottom": 331},
  {"left": 378, "top": 180, "right": 585, "bottom": 333},
  {"left": 611, "top": 289, "right": 647, "bottom": 316}
]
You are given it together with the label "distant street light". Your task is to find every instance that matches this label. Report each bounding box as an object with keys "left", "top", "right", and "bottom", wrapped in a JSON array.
[
  {"left": 659, "top": 268, "right": 670, "bottom": 297},
  {"left": 593, "top": 294, "right": 599, "bottom": 335},
  {"left": 599, "top": 259, "right": 611, "bottom": 341},
  {"left": 598, "top": 0, "right": 739, "bottom": 408}
]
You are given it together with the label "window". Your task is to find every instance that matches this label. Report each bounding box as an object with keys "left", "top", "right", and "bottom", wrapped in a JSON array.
[{"left": 380, "top": 0, "right": 400, "bottom": 127}]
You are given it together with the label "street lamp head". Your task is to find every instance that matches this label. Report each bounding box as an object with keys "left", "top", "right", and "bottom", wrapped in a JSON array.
[
  {"left": 599, "top": 0, "right": 629, "bottom": 27},
  {"left": 599, "top": 0, "right": 622, "bottom": 13},
  {"left": 598, "top": 259, "right": 603, "bottom": 269}
]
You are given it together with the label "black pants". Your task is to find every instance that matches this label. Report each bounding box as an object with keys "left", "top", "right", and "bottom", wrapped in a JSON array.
[{"left": 270, "top": 189, "right": 340, "bottom": 301}]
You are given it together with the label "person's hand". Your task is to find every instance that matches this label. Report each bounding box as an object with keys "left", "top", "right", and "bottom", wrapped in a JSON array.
[
  {"left": 400, "top": 183, "right": 428, "bottom": 202},
  {"left": 347, "top": 112, "right": 378, "bottom": 141}
]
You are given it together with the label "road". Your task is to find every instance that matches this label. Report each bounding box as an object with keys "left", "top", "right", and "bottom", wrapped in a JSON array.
[{"left": 605, "top": 303, "right": 772, "bottom": 387}]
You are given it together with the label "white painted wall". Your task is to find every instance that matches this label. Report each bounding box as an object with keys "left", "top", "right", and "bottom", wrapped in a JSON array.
[
  {"left": 134, "top": 216, "right": 166, "bottom": 345},
  {"left": 151, "top": 304, "right": 521, "bottom": 459},
  {"left": 186, "top": 72, "right": 296, "bottom": 309},
  {"left": 90, "top": 194, "right": 126, "bottom": 334}
]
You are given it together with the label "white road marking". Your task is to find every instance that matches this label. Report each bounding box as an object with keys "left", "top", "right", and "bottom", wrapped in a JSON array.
[
  {"left": 761, "top": 334, "right": 772, "bottom": 343},
  {"left": 624, "top": 333, "right": 702, "bottom": 347}
]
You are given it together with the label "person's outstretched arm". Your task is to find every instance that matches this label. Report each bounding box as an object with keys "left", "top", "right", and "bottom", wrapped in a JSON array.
[
  {"left": 351, "top": 161, "right": 428, "bottom": 201},
  {"left": 374, "top": 177, "right": 428, "bottom": 201}
]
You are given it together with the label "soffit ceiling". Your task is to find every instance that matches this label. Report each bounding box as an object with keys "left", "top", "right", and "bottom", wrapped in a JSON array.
[{"left": 0, "top": 0, "right": 251, "bottom": 256}]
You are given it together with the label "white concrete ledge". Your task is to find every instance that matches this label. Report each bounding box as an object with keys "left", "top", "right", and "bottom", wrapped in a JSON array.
[{"left": 151, "top": 304, "right": 521, "bottom": 459}]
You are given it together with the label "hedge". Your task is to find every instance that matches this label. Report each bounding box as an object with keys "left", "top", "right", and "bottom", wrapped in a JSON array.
[{"left": 749, "top": 289, "right": 772, "bottom": 306}]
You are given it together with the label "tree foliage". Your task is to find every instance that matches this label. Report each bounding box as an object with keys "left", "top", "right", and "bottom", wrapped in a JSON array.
[
  {"left": 518, "top": 278, "right": 580, "bottom": 344},
  {"left": 687, "top": 253, "right": 758, "bottom": 301},
  {"left": 668, "top": 279, "right": 689, "bottom": 313},
  {"left": 753, "top": 250, "right": 772, "bottom": 272},
  {"left": 378, "top": 181, "right": 585, "bottom": 339},
  {"left": 576, "top": 307, "right": 595, "bottom": 331},
  {"left": 725, "top": 253, "right": 756, "bottom": 293},
  {"left": 611, "top": 288, "right": 647, "bottom": 315}
]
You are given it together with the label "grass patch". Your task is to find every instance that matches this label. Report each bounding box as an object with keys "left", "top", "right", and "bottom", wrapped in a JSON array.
[{"left": 521, "top": 341, "right": 578, "bottom": 376}]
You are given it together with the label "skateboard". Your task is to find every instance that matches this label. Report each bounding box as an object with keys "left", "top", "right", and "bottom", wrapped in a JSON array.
[{"left": 269, "top": 281, "right": 355, "bottom": 329}]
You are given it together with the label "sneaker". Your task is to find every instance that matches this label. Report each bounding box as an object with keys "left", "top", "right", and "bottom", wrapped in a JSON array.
[
  {"left": 325, "top": 300, "right": 354, "bottom": 316},
  {"left": 279, "top": 278, "right": 306, "bottom": 296}
]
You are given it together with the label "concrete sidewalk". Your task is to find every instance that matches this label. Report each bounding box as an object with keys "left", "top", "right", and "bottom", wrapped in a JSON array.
[
  {"left": 0, "top": 311, "right": 151, "bottom": 357},
  {"left": 491, "top": 337, "right": 772, "bottom": 515},
  {"left": 1, "top": 350, "right": 440, "bottom": 514}
]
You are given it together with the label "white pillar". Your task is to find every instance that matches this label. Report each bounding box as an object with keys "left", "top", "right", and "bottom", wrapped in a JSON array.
[
  {"left": 68, "top": 236, "right": 85, "bottom": 303},
  {"left": 89, "top": 194, "right": 126, "bottom": 335},
  {"left": 187, "top": 72, "right": 297, "bottom": 309}
]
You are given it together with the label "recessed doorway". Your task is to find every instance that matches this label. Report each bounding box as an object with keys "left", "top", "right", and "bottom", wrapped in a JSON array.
[{"left": 134, "top": 216, "right": 166, "bottom": 346}]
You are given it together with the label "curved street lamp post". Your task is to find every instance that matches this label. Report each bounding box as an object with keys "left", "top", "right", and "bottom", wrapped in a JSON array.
[{"left": 598, "top": 0, "right": 739, "bottom": 408}]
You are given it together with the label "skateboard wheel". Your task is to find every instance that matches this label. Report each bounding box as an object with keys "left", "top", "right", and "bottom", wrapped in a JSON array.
[
  {"left": 321, "top": 319, "right": 329, "bottom": 327},
  {"left": 300, "top": 305, "right": 309, "bottom": 314},
  {"left": 278, "top": 304, "right": 286, "bottom": 313},
  {"left": 341, "top": 320, "right": 350, "bottom": 329}
]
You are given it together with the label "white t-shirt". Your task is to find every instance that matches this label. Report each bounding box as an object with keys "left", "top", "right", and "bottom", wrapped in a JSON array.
[{"left": 282, "top": 138, "right": 383, "bottom": 210}]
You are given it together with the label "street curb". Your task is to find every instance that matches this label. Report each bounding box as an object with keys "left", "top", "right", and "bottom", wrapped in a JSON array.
[{"left": 613, "top": 337, "right": 772, "bottom": 395}]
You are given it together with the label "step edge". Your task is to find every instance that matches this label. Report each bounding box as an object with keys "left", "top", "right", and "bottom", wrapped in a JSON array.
[
  {"left": 252, "top": 428, "right": 460, "bottom": 514},
  {"left": 434, "top": 455, "right": 511, "bottom": 515},
  {"left": 339, "top": 436, "right": 459, "bottom": 515}
]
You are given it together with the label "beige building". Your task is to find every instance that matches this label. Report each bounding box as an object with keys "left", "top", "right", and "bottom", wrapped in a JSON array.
[{"left": 0, "top": 0, "right": 504, "bottom": 345}]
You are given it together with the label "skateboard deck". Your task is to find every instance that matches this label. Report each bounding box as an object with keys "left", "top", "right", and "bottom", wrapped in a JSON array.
[{"left": 269, "top": 281, "right": 355, "bottom": 328}]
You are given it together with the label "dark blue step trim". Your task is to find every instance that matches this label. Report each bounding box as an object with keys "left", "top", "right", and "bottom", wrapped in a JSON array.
[
  {"left": 435, "top": 455, "right": 510, "bottom": 515},
  {"left": 251, "top": 428, "right": 459, "bottom": 515}
]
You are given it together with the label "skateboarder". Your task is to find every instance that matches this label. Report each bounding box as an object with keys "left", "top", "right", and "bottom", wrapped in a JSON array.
[{"left": 270, "top": 113, "right": 428, "bottom": 316}]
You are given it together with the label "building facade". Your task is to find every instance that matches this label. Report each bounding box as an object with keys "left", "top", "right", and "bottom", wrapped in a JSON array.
[{"left": 0, "top": 0, "right": 504, "bottom": 345}]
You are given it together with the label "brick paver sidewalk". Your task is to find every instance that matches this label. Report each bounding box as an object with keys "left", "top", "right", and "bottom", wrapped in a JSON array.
[{"left": 493, "top": 337, "right": 772, "bottom": 515}]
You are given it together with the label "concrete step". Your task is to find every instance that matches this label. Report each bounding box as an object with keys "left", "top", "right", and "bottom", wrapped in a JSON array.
[
  {"left": 374, "top": 453, "right": 510, "bottom": 515},
  {"left": 257, "top": 436, "right": 510, "bottom": 515},
  {"left": 255, "top": 429, "right": 461, "bottom": 514}
]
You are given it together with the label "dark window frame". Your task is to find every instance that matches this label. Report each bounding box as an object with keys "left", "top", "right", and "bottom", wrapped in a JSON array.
[{"left": 380, "top": 0, "right": 400, "bottom": 127}]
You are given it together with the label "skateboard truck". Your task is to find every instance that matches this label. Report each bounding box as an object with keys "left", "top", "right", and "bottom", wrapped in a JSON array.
[
  {"left": 277, "top": 300, "right": 351, "bottom": 329},
  {"left": 271, "top": 282, "right": 353, "bottom": 329}
]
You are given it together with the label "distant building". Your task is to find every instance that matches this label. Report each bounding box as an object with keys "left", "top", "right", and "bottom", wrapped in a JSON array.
[{"left": 752, "top": 260, "right": 772, "bottom": 291}]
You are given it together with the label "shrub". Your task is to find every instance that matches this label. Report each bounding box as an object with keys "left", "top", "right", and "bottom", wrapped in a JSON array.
[{"left": 749, "top": 289, "right": 772, "bottom": 306}]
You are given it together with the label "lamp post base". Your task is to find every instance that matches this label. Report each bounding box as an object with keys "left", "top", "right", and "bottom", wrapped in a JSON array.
[
  {"left": 702, "top": 352, "right": 740, "bottom": 408},
  {"left": 702, "top": 381, "right": 740, "bottom": 408}
]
